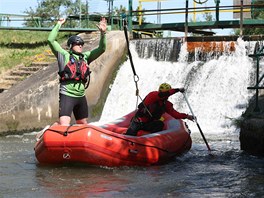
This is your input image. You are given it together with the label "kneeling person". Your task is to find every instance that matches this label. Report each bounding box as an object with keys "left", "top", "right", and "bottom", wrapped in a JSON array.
[{"left": 125, "top": 83, "right": 194, "bottom": 136}]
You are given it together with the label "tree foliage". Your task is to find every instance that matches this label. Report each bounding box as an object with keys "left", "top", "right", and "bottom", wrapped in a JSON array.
[
  {"left": 238, "top": 0, "right": 264, "bottom": 35},
  {"left": 24, "top": 0, "right": 87, "bottom": 27},
  {"left": 251, "top": 0, "right": 264, "bottom": 19},
  {"left": 113, "top": 5, "right": 126, "bottom": 17}
]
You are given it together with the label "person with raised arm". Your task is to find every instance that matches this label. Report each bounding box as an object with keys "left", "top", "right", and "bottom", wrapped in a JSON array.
[{"left": 48, "top": 17, "right": 107, "bottom": 126}]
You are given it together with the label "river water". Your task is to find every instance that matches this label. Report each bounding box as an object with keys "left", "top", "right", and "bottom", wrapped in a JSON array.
[
  {"left": 1, "top": 39, "right": 264, "bottom": 197},
  {"left": 0, "top": 132, "right": 263, "bottom": 197}
]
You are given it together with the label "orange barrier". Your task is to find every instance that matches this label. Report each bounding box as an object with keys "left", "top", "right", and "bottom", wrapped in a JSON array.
[{"left": 187, "top": 41, "right": 235, "bottom": 53}]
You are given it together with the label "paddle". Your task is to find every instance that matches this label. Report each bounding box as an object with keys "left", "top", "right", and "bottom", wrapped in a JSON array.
[{"left": 183, "top": 92, "right": 212, "bottom": 153}]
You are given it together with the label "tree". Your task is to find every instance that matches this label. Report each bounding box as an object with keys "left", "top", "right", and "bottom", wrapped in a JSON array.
[
  {"left": 251, "top": 0, "right": 264, "bottom": 19},
  {"left": 203, "top": 12, "right": 214, "bottom": 22},
  {"left": 234, "top": 0, "right": 264, "bottom": 35},
  {"left": 23, "top": 0, "right": 86, "bottom": 27},
  {"left": 113, "top": 5, "right": 126, "bottom": 17},
  {"left": 135, "top": 6, "right": 146, "bottom": 24}
]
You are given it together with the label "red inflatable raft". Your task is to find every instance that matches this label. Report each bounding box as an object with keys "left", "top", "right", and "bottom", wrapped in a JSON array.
[{"left": 34, "top": 111, "right": 192, "bottom": 167}]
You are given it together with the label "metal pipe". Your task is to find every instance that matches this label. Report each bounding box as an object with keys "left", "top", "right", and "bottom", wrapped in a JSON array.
[
  {"left": 128, "top": 0, "right": 133, "bottom": 33},
  {"left": 254, "top": 56, "right": 260, "bottom": 112},
  {"left": 131, "top": 4, "right": 256, "bottom": 13},
  {"left": 240, "top": 0, "right": 243, "bottom": 36},
  {"left": 185, "top": 0, "right": 188, "bottom": 41},
  {"left": 79, "top": 0, "right": 82, "bottom": 28}
]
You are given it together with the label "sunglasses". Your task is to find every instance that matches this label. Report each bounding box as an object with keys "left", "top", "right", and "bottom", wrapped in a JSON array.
[{"left": 73, "top": 41, "right": 84, "bottom": 46}]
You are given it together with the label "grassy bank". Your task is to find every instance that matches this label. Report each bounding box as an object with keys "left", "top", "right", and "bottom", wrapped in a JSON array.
[{"left": 0, "top": 30, "right": 74, "bottom": 74}]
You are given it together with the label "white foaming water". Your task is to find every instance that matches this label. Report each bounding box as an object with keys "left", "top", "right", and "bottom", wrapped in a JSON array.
[{"left": 99, "top": 38, "right": 254, "bottom": 134}]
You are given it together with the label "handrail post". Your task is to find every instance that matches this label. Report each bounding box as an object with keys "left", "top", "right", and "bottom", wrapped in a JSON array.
[
  {"left": 128, "top": 0, "right": 133, "bottom": 34},
  {"left": 240, "top": 0, "right": 244, "bottom": 36},
  {"left": 184, "top": 0, "right": 189, "bottom": 42},
  {"left": 248, "top": 48, "right": 264, "bottom": 112},
  {"left": 215, "top": 0, "right": 220, "bottom": 22},
  {"left": 254, "top": 56, "right": 260, "bottom": 112}
]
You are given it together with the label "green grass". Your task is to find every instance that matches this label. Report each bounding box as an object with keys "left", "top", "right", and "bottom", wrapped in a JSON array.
[
  {"left": 0, "top": 30, "right": 74, "bottom": 74},
  {"left": 0, "top": 20, "right": 122, "bottom": 75}
]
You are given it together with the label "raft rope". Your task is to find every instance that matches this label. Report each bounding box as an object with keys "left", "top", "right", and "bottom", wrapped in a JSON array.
[
  {"left": 48, "top": 125, "right": 87, "bottom": 136},
  {"left": 46, "top": 125, "right": 184, "bottom": 155},
  {"left": 63, "top": 124, "right": 74, "bottom": 136}
]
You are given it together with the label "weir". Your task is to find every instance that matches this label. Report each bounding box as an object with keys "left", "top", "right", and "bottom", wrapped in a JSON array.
[
  {"left": 133, "top": 37, "right": 262, "bottom": 61},
  {"left": 100, "top": 37, "right": 258, "bottom": 134}
]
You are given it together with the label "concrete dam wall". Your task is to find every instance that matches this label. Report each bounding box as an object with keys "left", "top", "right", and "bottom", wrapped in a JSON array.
[{"left": 0, "top": 31, "right": 127, "bottom": 134}]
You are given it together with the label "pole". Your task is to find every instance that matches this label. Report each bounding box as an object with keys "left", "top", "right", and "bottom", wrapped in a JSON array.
[
  {"left": 193, "top": 1, "right": 196, "bottom": 22},
  {"left": 183, "top": 93, "right": 212, "bottom": 152},
  {"left": 128, "top": 0, "right": 133, "bottom": 34},
  {"left": 79, "top": 0, "right": 82, "bottom": 28},
  {"left": 240, "top": 0, "right": 244, "bottom": 36},
  {"left": 185, "top": 0, "right": 189, "bottom": 41},
  {"left": 254, "top": 56, "right": 260, "bottom": 112},
  {"left": 86, "top": 0, "right": 89, "bottom": 28},
  {"left": 216, "top": 0, "right": 220, "bottom": 22},
  {"left": 111, "top": 0, "right": 114, "bottom": 29},
  {"left": 157, "top": 0, "right": 161, "bottom": 24}
]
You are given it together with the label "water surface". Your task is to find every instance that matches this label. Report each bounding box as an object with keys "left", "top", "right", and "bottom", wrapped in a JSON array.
[{"left": 0, "top": 132, "right": 263, "bottom": 198}]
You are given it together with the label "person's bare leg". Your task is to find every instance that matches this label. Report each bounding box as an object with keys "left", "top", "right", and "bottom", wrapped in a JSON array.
[
  {"left": 76, "top": 118, "right": 88, "bottom": 124},
  {"left": 51, "top": 121, "right": 59, "bottom": 126},
  {"left": 59, "top": 116, "right": 71, "bottom": 126}
]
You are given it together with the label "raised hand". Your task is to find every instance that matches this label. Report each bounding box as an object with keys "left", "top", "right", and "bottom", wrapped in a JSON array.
[
  {"left": 58, "top": 18, "right": 66, "bottom": 25},
  {"left": 178, "top": 88, "right": 185, "bottom": 93},
  {"left": 187, "top": 115, "right": 195, "bottom": 121},
  {"left": 96, "top": 17, "right": 107, "bottom": 34}
]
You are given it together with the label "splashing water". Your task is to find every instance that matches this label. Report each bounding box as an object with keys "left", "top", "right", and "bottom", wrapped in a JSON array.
[{"left": 99, "top": 38, "right": 255, "bottom": 134}]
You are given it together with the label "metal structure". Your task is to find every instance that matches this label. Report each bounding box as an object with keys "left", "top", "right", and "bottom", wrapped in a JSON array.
[
  {"left": 104, "top": 0, "right": 114, "bottom": 28},
  {"left": 248, "top": 45, "right": 264, "bottom": 112},
  {"left": 0, "top": 13, "right": 42, "bottom": 27},
  {"left": 138, "top": 0, "right": 167, "bottom": 25},
  {"left": 233, "top": 0, "right": 251, "bottom": 19},
  {"left": 129, "top": 0, "right": 264, "bottom": 38},
  {"left": 1, "top": 0, "right": 264, "bottom": 37}
]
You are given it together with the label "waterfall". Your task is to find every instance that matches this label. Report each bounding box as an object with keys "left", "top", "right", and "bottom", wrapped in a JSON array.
[
  {"left": 99, "top": 38, "right": 255, "bottom": 134},
  {"left": 134, "top": 38, "right": 182, "bottom": 62}
]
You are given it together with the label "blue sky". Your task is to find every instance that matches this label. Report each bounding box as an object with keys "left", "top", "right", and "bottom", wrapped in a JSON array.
[{"left": 0, "top": 0, "right": 235, "bottom": 35}]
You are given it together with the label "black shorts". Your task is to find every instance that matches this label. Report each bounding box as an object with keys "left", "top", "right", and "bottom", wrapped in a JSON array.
[{"left": 59, "top": 94, "right": 88, "bottom": 120}]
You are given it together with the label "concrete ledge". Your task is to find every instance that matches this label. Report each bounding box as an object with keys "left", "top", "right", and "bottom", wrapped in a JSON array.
[
  {"left": 240, "top": 94, "right": 264, "bottom": 156},
  {"left": 240, "top": 118, "right": 264, "bottom": 156}
]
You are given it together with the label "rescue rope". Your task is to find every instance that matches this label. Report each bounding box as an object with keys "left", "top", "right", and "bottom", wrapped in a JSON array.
[
  {"left": 123, "top": 19, "right": 141, "bottom": 110},
  {"left": 122, "top": 19, "right": 154, "bottom": 118}
]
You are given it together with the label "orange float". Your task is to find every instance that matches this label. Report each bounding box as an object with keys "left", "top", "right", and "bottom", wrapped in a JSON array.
[{"left": 34, "top": 111, "right": 192, "bottom": 167}]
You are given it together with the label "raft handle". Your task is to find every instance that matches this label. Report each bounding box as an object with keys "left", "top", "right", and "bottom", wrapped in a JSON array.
[{"left": 129, "top": 149, "right": 138, "bottom": 154}]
